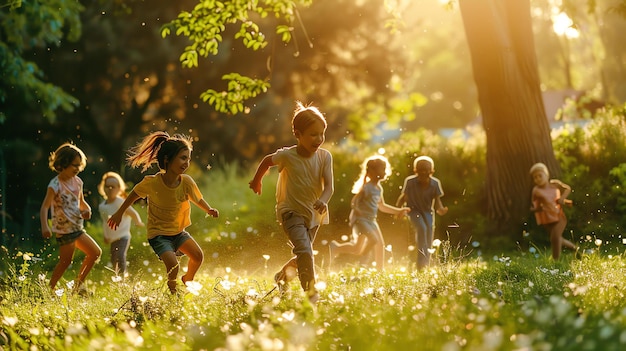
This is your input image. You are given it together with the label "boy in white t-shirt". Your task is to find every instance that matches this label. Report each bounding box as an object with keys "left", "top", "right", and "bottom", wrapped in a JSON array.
[{"left": 250, "top": 102, "right": 334, "bottom": 303}]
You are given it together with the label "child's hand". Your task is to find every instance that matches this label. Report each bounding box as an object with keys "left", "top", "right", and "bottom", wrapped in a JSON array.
[
  {"left": 436, "top": 206, "right": 448, "bottom": 216},
  {"left": 400, "top": 207, "right": 410, "bottom": 217},
  {"left": 42, "top": 227, "right": 52, "bottom": 239},
  {"left": 81, "top": 209, "right": 92, "bottom": 220},
  {"left": 249, "top": 180, "right": 262, "bottom": 195},
  {"left": 313, "top": 200, "right": 327, "bottom": 214},
  {"left": 206, "top": 208, "right": 219, "bottom": 218},
  {"left": 108, "top": 213, "right": 122, "bottom": 230},
  {"left": 561, "top": 198, "right": 573, "bottom": 207}
]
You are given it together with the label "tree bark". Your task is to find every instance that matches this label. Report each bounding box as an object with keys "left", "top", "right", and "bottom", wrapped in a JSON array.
[{"left": 459, "top": 0, "right": 559, "bottom": 237}]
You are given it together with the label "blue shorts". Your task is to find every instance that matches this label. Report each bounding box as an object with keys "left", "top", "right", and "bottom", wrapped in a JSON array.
[
  {"left": 148, "top": 231, "right": 192, "bottom": 257},
  {"left": 56, "top": 230, "right": 85, "bottom": 246}
]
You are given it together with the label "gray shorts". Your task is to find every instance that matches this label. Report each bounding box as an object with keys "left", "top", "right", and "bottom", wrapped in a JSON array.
[
  {"left": 56, "top": 230, "right": 85, "bottom": 246},
  {"left": 148, "top": 231, "right": 191, "bottom": 256}
]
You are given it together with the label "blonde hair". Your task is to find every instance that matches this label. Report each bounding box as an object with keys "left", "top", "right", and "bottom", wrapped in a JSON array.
[
  {"left": 413, "top": 155, "right": 434, "bottom": 172},
  {"left": 351, "top": 155, "right": 392, "bottom": 194},
  {"left": 98, "top": 172, "right": 128, "bottom": 199},
  {"left": 529, "top": 162, "right": 549, "bottom": 177},
  {"left": 292, "top": 101, "right": 327, "bottom": 134}
]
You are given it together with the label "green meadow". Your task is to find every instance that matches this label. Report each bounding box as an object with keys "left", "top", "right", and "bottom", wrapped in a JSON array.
[
  {"left": 3, "top": 246, "right": 626, "bottom": 350},
  {"left": 4, "top": 111, "right": 626, "bottom": 350}
]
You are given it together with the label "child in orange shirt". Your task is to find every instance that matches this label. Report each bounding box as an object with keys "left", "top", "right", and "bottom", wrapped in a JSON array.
[{"left": 529, "top": 162, "right": 576, "bottom": 259}]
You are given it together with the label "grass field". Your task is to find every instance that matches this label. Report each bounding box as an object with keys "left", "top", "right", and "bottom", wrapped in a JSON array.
[{"left": 2, "top": 243, "right": 626, "bottom": 351}]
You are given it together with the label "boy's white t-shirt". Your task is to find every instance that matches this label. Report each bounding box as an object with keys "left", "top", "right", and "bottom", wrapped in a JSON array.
[
  {"left": 273, "top": 146, "right": 332, "bottom": 229},
  {"left": 99, "top": 197, "right": 132, "bottom": 243}
]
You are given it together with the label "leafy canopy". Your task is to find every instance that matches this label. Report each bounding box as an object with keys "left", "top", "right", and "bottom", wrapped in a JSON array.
[
  {"left": 161, "top": 0, "right": 313, "bottom": 114},
  {"left": 0, "top": 0, "right": 82, "bottom": 123}
]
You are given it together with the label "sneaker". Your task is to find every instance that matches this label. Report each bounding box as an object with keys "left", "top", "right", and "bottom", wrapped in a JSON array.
[
  {"left": 274, "top": 270, "right": 288, "bottom": 294},
  {"left": 73, "top": 284, "right": 92, "bottom": 297},
  {"left": 308, "top": 291, "right": 320, "bottom": 304}
]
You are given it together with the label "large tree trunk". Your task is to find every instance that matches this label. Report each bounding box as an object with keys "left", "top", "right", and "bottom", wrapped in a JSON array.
[{"left": 459, "top": 0, "right": 559, "bottom": 238}]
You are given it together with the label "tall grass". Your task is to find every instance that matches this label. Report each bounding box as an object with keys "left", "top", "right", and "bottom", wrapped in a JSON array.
[{"left": 3, "top": 245, "right": 626, "bottom": 350}]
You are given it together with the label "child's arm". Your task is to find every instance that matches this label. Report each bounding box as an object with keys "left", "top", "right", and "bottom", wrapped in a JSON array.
[
  {"left": 395, "top": 193, "right": 406, "bottom": 208},
  {"left": 79, "top": 190, "right": 92, "bottom": 220},
  {"left": 194, "top": 198, "right": 219, "bottom": 218},
  {"left": 249, "top": 154, "right": 275, "bottom": 195},
  {"left": 434, "top": 196, "right": 448, "bottom": 216},
  {"left": 313, "top": 155, "right": 334, "bottom": 214},
  {"left": 108, "top": 191, "right": 141, "bottom": 230},
  {"left": 378, "top": 197, "right": 410, "bottom": 216},
  {"left": 551, "top": 179, "right": 572, "bottom": 206},
  {"left": 125, "top": 205, "right": 145, "bottom": 227},
  {"left": 40, "top": 187, "right": 54, "bottom": 239}
]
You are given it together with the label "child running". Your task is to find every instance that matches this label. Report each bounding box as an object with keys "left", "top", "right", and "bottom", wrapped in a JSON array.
[
  {"left": 98, "top": 171, "right": 144, "bottom": 277},
  {"left": 107, "top": 132, "right": 219, "bottom": 294},
  {"left": 40, "top": 142, "right": 102, "bottom": 294},
  {"left": 329, "top": 155, "right": 409, "bottom": 270},
  {"left": 396, "top": 155, "right": 448, "bottom": 270},
  {"left": 249, "top": 102, "right": 334, "bottom": 303},
  {"left": 529, "top": 162, "right": 577, "bottom": 260}
]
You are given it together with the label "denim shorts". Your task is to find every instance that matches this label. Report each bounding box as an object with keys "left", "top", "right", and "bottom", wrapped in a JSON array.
[
  {"left": 56, "top": 230, "right": 85, "bottom": 246},
  {"left": 148, "top": 231, "right": 192, "bottom": 256}
]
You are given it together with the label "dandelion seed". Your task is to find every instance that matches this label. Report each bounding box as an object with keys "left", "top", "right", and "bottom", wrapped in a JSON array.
[
  {"left": 66, "top": 280, "right": 75, "bottom": 289},
  {"left": 263, "top": 254, "right": 270, "bottom": 261},
  {"left": 472, "top": 241, "right": 480, "bottom": 248},
  {"left": 408, "top": 245, "right": 415, "bottom": 252},
  {"left": 432, "top": 239, "right": 441, "bottom": 247},
  {"left": 427, "top": 248, "right": 436, "bottom": 254},
  {"left": 143, "top": 260, "right": 149, "bottom": 266},
  {"left": 595, "top": 239, "right": 603, "bottom": 246},
  {"left": 230, "top": 232, "right": 237, "bottom": 239},
  {"left": 246, "top": 288, "right": 258, "bottom": 297},
  {"left": 341, "top": 235, "right": 349, "bottom": 241},
  {"left": 246, "top": 227, "right": 253, "bottom": 233},
  {"left": 2, "top": 316, "right": 18, "bottom": 327},
  {"left": 364, "top": 287, "right": 374, "bottom": 295},
  {"left": 225, "top": 267, "right": 231, "bottom": 273},
  {"left": 314, "top": 281, "right": 327, "bottom": 291},
  {"left": 18, "top": 275, "right": 26, "bottom": 281},
  {"left": 23, "top": 253, "right": 32, "bottom": 261},
  {"left": 38, "top": 274, "right": 46, "bottom": 281},
  {"left": 185, "top": 281, "right": 203, "bottom": 296},
  {"left": 55, "top": 289, "right": 64, "bottom": 297},
  {"left": 385, "top": 244, "right": 393, "bottom": 252},
  {"left": 529, "top": 247, "right": 537, "bottom": 253},
  {"left": 111, "top": 275, "right": 122, "bottom": 283},
  {"left": 282, "top": 311, "right": 295, "bottom": 321}
]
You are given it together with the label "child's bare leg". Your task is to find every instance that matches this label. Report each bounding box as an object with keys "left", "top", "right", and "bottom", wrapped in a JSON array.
[
  {"left": 548, "top": 218, "right": 567, "bottom": 260},
  {"left": 371, "top": 229, "right": 385, "bottom": 270},
  {"left": 177, "top": 238, "right": 204, "bottom": 284},
  {"left": 332, "top": 235, "right": 367, "bottom": 256},
  {"left": 160, "top": 251, "right": 180, "bottom": 293},
  {"left": 49, "top": 244, "right": 75, "bottom": 289},
  {"left": 74, "top": 234, "right": 102, "bottom": 288}
]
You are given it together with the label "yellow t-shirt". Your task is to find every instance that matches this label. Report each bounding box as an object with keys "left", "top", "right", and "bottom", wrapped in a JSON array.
[{"left": 133, "top": 173, "right": 203, "bottom": 239}]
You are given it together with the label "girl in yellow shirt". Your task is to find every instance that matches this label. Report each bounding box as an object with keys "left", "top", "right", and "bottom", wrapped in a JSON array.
[{"left": 108, "top": 132, "right": 219, "bottom": 294}]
